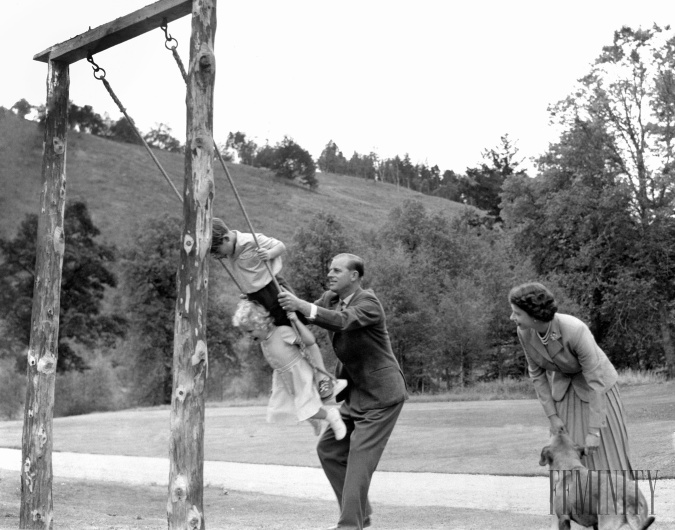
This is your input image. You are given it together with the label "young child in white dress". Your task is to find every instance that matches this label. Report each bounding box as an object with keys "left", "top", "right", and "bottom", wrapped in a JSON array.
[{"left": 232, "top": 300, "right": 347, "bottom": 439}]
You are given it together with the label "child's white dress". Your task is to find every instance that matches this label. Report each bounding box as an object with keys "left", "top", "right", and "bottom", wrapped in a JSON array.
[{"left": 260, "top": 325, "right": 322, "bottom": 423}]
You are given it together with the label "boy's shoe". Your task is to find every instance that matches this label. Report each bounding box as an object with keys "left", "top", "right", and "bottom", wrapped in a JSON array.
[
  {"left": 318, "top": 378, "right": 333, "bottom": 400},
  {"left": 325, "top": 408, "right": 347, "bottom": 441}
]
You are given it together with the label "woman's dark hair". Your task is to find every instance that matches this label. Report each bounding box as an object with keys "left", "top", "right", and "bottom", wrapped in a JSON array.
[{"left": 508, "top": 282, "right": 558, "bottom": 322}]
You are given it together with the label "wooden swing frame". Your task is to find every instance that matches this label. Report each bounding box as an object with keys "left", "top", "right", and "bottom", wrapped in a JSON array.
[{"left": 26, "top": 1, "right": 213, "bottom": 528}]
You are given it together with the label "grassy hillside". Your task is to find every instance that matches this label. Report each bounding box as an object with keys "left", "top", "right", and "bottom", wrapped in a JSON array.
[{"left": 0, "top": 108, "right": 468, "bottom": 251}]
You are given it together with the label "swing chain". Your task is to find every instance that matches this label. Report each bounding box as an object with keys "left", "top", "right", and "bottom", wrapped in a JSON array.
[
  {"left": 86, "top": 52, "right": 106, "bottom": 80},
  {"left": 160, "top": 18, "right": 179, "bottom": 51},
  {"left": 160, "top": 19, "right": 188, "bottom": 82}
]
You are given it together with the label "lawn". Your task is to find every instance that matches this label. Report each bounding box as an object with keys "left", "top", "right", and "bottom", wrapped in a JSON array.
[
  {"left": 0, "top": 382, "right": 672, "bottom": 529},
  {"left": 0, "top": 381, "right": 672, "bottom": 478}
]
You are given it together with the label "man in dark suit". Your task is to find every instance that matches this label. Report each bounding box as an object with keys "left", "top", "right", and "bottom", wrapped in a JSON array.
[{"left": 279, "top": 253, "right": 407, "bottom": 530}]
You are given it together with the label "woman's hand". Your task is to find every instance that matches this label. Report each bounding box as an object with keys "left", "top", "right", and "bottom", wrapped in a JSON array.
[
  {"left": 584, "top": 432, "right": 601, "bottom": 455},
  {"left": 286, "top": 311, "right": 298, "bottom": 322},
  {"left": 548, "top": 415, "right": 566, "bottom": 435}
]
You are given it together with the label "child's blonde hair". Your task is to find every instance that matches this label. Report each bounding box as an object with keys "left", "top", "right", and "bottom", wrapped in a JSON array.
[
  {"left": 210, "top": 217, "right": 230, "bottom": 254},
  {"left": 232, "top": 300, "right": 273, "bottom": 331}
]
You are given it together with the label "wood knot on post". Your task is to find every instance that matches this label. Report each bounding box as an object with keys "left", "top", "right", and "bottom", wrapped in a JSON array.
[
  {"left": 38, "top": 354, "right": 57, "bottom": 374},
  {"left": 191, "top": 340, "right": 207, "bottom": 367},
  {"left": 175, "top": 386, "right": 187, "bottom": 403},
  {"left": 32, "top": 510, "right": 43, "bottom": 522},
  {"left": 52, "top": 137, "right": 65, "bottom": 155},
  {"left": 36, "top": 425, "right": 48, "bottom": 455},
  {"left": 188, "top": 506, "right": 203, "bottom": 530},
  {"left": 171, "top": 475, "right": 188, "bottom": 502},
  {"left": 198, "top": 54, "right": 213, "bottom": 73},
  {"left": 24, "top": 458, "right": 35, "bottom": 493},
  {"left": 27, "top": 353, "right": 37, "bottom": 368},
  {"left": 184, "top": 234, "right": 195, "bottom": 255}
]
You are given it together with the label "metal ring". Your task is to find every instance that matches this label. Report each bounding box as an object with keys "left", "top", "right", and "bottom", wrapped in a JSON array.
[
  {"left": 93, "top": 67, "right": 106, "bottom": 80},
  {"left": 165, "top": 38, "right": 178, "bottom": 50}
]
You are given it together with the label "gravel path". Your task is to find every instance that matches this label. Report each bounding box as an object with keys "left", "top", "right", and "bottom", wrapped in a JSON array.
[{"left": 1, "top": 448, "right": 673, "bottom": 524}]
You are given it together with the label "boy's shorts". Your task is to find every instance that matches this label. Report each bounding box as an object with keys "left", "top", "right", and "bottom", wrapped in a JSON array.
[{"left": 246, "top": 274, "right": 308, "bottom": 327}]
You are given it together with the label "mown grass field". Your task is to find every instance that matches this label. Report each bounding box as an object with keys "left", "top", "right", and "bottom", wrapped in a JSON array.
[
  {"left": 1, "top": 380, "right": 672, "bottom": 478},
  {"left": 1, "top": 381, "right": 673, "bottom": 529}
]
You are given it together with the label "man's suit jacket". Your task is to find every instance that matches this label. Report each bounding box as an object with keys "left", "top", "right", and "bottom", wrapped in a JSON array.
[
  {"left": 313, "top": 287, "right": 408, "bottom": 410},
  {"left": 517, "top": 313, "right": 618, "bottom": 429}
]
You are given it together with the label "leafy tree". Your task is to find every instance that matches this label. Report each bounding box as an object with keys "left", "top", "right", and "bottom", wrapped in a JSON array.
[
  {"left": 346, "top": 151, "right": 378, "bottom": 180},
  {"left": 286, "top": 212, "right": 350, "bottom": 301},
  {"left": 370, "top": 200, "right": 535, "bottom": 389},
  {"left": 433, "top": 170, "right": 463, "bottom": 202},
  {"left": 68, "top": 103, "right": 106, "bottom": 135},
  {"left": 11, "top": 98, "right": 33, "bottom": 119},
  {"left": 121, "top": 214, "right": 238, "bottom": 405},
  {"left": 317, "top": 140, "right": 348, "bottom": 174},
  {"left": 434, "top": 278, "right": 490, "bottom": 387},
  {"left": 226, "top": 131, "right": 258, "bottom": 165},
  {"left": 110, "top": 117, "right": 143, "bottom": 145},
  {"left": 270, "top": 136, "right": 318, "bottom": 189},
  {"left": 253, "top": 143, "right": 277, "bottom": 169},
  {"left": 0, "top": 201, "right": 126, "bottom": 372},
  {"left": 503, "top": 25, "right": 675, "bottom": 374},
  {"left": 462, "top": 134, "right": 526, "bottom": 220},
  {"left": 144, "top": 123, "right": 182, "bottom": 152},
  {"left": 121, "top": 214, "right": 181, "bottom": 405}
]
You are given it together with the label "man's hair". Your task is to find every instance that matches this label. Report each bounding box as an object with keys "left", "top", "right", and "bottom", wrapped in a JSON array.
[
  {"left": 334, "top": 253, "right": 364, "bottom": 278},
  {"left": 210, "top": 217, "right": 230, "bottom": 254},
  {"left": 232, "top": 300, "right": 273, "bottom": 330},
  {"left": 508, "top": 282, "right": 558, "bottom": 322}
]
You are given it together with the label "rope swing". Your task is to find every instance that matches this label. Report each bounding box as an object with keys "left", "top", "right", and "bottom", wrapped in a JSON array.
[
  {"left": 86, "top": 51, "right": 244, "bottom": 293},
  {"left": 86, "top": 24, "right": 335, "bottom": 382},
  {"left": 159, "top": 20, "right": 334, "bottom": 381}
]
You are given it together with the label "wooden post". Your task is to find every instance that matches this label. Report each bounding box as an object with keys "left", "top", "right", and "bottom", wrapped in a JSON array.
[
  {"left": 20, "top": 59, "right": 69, "bottom": 530},
  {"left": 167, "top": 0, "right": 216, "bottom": 528}
]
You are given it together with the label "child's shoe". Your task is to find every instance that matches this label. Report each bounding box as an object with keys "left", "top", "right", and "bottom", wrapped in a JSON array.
[
  {"left": 332, "top": 379, "right": 348, "bottom": 399},
  {"left": 325, "top": 408, "right": 347, "bottom": 440}
]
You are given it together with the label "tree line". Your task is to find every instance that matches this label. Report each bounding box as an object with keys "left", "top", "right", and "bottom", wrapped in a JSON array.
[{"left": 1, "top": 24, "right": 673, "bottom": 418}]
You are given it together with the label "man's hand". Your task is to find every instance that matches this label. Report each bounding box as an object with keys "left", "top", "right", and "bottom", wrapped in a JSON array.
[{"left": 279, "top": 291, "right": 305, "bottom": 314}]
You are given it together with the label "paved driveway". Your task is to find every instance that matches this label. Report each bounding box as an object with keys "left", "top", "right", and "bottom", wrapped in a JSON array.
[{"left": 1, "top": 448, "right": 672, "bottom": 524}]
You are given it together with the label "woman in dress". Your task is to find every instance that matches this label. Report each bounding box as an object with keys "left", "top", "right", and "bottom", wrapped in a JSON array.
[{"left": 508, "top": 282, "right": 632, "bottom": 473}]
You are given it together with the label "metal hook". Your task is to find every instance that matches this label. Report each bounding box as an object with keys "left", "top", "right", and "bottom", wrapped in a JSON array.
[
  {"left": 161, "top": 18, "right": 178, "bottom": 50},
  {"left": 86, "top": 52, "right": 106, "bottom": 80}
]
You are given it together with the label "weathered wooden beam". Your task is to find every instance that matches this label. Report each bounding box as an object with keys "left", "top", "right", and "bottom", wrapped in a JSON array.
[
  {"left": 33, "top": 0, "right": 191, "bottom": 64},
  {"left": 20, "top": 59, "right": 69, "bottom": 530},
  {"left": 167, "top": 0, "right": 216, "bottom": 528}
]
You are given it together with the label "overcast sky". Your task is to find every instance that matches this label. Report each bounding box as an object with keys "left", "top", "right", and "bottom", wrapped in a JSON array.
[{"left": 2, "top": 1, "right": 671, "bottom": 174}]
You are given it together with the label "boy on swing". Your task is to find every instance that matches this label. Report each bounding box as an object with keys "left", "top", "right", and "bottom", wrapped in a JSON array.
[{"left": 210, "top": 217, "right": 346, "bottom": 400}]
